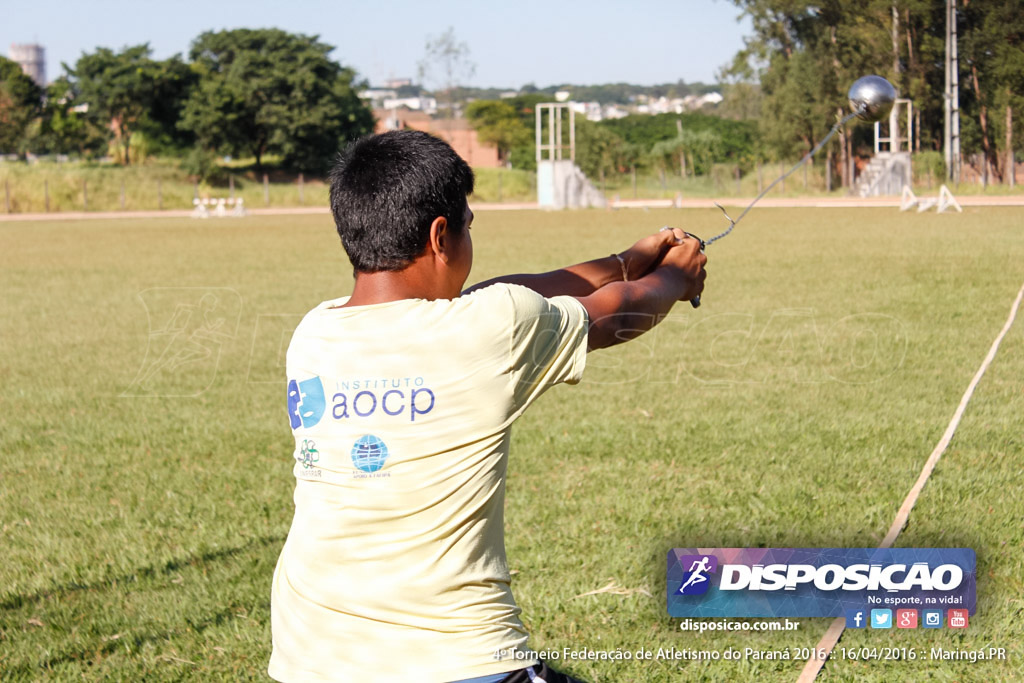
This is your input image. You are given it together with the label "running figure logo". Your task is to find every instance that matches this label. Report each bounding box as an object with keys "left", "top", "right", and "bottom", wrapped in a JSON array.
[{"left": 676, "top": 554, "right": 718, "bottom": 595}]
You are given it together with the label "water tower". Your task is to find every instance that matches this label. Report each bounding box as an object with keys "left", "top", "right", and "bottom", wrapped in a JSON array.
[{"left": 9, "top": 43, "right": 46, "bottom": 86}]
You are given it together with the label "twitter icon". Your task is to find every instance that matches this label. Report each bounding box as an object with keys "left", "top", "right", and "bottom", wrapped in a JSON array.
[{"left": 870, "top": 609, "right": 892, "bottom": 629}]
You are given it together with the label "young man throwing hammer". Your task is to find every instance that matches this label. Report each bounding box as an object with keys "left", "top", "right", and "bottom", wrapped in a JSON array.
[{"left": 270, "top": 130, "right": 706, "bottom": 682}]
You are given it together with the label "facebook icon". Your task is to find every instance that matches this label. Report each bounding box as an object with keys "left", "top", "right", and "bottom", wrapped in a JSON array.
[{"left": 845, "top": 608, "right": 867, "bottom": 629}]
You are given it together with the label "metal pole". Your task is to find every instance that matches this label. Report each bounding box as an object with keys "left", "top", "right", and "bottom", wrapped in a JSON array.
[
  {"left": 535, "top": 106, "right": 542, "bottom": 164},
  {"left": 826, "top": 149, "right": 833, "bottom": 192},
  {"left": 907, "top": 101, "right": 914, "bottom": 153},
  {"left": 549, "top": 106, "right": 555, "bottom": 162},
  {"left": 298, "top": 173, "right": 304, "bottom": 205},
  {"left": 951, "top": 0, "right": 961, "bottom": 184},
  {"left": 1008, "top": 105, "right": 1015, "bottom": 188},
  {"left": 944, "top": 0, "right": 952, "bottom": 176},
  {"left": 569, "top": 106, "right": 575, "bottom": 163},
  {"left": 264, "top": 174, "right": 270, "bottom": 206},
  {"left": 558, "top": 107, "right": 564, "bottom": 161}
]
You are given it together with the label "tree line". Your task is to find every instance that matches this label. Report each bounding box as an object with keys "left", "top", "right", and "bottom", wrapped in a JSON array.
[
  {"left": 0, "top": 29, "right": 374, "bottom": 175},
  {"left": 722, "top": 0, "right": 1024, "bottom": 183},
  {"left": 466, "top": 95, "right": 757, "bottom": 182},
  {"left": 466, "top": 1, "right": 1023, "bottom": 187},
  {"left": 3, "top": 6, "right": 1021, "bottom": 186}
]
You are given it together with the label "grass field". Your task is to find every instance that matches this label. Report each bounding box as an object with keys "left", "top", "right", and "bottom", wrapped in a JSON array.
[{"left": 1, "top": 206, "right": 1022, "bottom": 681}]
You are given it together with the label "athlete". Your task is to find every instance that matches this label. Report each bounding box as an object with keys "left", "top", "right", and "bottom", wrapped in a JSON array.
[{"left": 269, "top": 130, "right": 706, "bottom": 683}]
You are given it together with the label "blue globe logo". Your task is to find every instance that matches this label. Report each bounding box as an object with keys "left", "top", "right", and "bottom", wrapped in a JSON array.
[{"left": 351, "top": 434, "right": 389, "bottom": 473}]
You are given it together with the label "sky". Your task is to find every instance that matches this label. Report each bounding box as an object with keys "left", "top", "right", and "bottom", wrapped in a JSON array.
[{"left": 1, "top": 0, "right": 752, "bottom": 89}]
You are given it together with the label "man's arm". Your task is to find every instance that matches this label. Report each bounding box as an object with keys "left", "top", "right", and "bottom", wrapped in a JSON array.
[
  {"left": 463, "top": 230, "right": 683, "bottom": 298},
  {"left": 577, "top": 234, "right": 707, "bottom": 351}
]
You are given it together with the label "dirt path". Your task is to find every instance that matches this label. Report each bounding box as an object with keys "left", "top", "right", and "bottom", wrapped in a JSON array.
[{"left": 2, "top": 195, "right": 1022, "bottom": 223}]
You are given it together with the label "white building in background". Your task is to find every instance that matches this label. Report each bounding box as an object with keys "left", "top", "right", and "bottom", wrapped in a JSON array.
[
  {"left": 360, "top": 88, "right": 437, "bottom": 115},
  {"left": 382, "top": 96, "right": 437, "bottom": 114},
  {"left": 360, "top": 89, "right": 398, "bottom": 108},
  {"left": 9, "top": 43, "right": 46, "bottom": 86},
  {"left": 684, "top": 92, "right": 724, "bottom": 109}
]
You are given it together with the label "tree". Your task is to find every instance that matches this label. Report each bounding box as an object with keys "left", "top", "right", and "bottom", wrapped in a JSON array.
[
  {"left": 575, "top": 120, "right": 627, "bottom": 181},
  {"left": 417, "top": 27, "right": 476, "bottom": 118},
  {"left": 35, "top": 76, "right": 107, "bottom": 156},
  {"left": 651, "top": 130, "right": 724, "bottom": 176},
  {"left": 141, "top": 56, "right": 198, "bottom": 153},
  {"left": 960, "top": 0, "right": 1024, "bottom": 181},
  {"left": 724, "top": 2, "right": 893, "bottom": 184},
  {"left": 0, "top": 56, "right": 43, "bottom": 155},
  {"left": 67, "top": 45, "right": 172, "bottom": 164},
  {"left": 181, "top": 29, "right": 373, "bottom": 173},
  {"left": 600, "top": 112, "right": 756, "bottom": 165},
  {"left": 465, "top": 100, "right": 531, "bottom": 165}
]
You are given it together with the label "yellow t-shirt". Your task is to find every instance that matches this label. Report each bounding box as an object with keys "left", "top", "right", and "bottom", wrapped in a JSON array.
[{"left": 269, "top": 283, "right": 588, "bottom": 682}]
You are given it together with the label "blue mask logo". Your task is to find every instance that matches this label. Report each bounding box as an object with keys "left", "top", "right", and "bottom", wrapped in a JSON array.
[
  {"left": 287, "top": 376, "right": 326, "bottom": 429},
  {"left": 351, "top": 434, "right": 389, "bottom": 473}
]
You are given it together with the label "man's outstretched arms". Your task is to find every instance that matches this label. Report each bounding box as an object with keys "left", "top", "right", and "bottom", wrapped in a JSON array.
[
  {"left": 576, "top": 231, "right": 707, "bottom": 351},
  {"left": 463, "top": 230, "right": 683, "bottom": 298}
]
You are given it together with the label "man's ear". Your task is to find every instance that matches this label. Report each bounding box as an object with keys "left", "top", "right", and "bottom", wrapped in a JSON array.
[{"left": 428, "top": 216, "right": 449, "bottom": 263}]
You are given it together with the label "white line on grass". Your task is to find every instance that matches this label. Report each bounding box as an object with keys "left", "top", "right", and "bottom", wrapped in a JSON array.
[{"left": 797, "top": 280, "right": 1024, "bottom": 683}]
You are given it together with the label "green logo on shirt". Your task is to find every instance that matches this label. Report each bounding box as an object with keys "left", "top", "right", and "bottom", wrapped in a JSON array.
[{"left": 298, "top": 439, "right": 320, "bottom": 469}]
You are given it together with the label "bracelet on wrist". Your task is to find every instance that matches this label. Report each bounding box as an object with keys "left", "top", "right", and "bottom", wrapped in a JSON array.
[{"left": 612, "top": 253, "right": 628, "bottom": 282}]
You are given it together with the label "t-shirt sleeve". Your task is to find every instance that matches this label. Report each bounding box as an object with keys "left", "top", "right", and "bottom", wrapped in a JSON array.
[{"left": 501, "top": 283, "right": 588, "bottom": 412}]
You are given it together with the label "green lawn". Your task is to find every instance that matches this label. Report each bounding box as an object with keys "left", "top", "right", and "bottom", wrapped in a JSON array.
[{"left": 1, "top": 207, "right": 1022, "bottom": 680}]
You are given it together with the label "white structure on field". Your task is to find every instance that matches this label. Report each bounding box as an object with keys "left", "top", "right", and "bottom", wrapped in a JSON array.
[
  {"left": 899, "top": 185, "right": 961, "bottom": 213},
  {"left": 535, "top": 102, "right": 605, "bottom": 209},
  {"left": 191, "top": 197, "right": 247, "bottom": 219},
  {"left": 856, "top": 98, "right": 914, "bottom": 197}
]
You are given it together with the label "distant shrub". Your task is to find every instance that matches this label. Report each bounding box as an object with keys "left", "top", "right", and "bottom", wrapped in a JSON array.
[{"left": 181, "top": 148, "right": 226, "bottom": 184}]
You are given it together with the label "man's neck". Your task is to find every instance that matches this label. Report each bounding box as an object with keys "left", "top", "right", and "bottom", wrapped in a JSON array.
[{"left": 343, "top": 265, "right": 454, "bottom": 307}]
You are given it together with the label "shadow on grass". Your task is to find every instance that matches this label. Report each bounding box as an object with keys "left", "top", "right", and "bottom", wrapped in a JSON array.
[
  {"left": 0, "top": 533, "right": 285, "bottom": 612},
  {"left": 6, "top": 604, "right": 247, "bottom": 676}
]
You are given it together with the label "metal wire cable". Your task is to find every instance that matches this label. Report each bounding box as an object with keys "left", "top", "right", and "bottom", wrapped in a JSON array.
[{"left": 705, "top": 108, "right": 863, "bottom": 246}]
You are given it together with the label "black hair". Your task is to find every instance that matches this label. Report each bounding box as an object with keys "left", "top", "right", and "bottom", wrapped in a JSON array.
[{"left": 329, "top": 130, "right": 475, "bottom": 273}]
